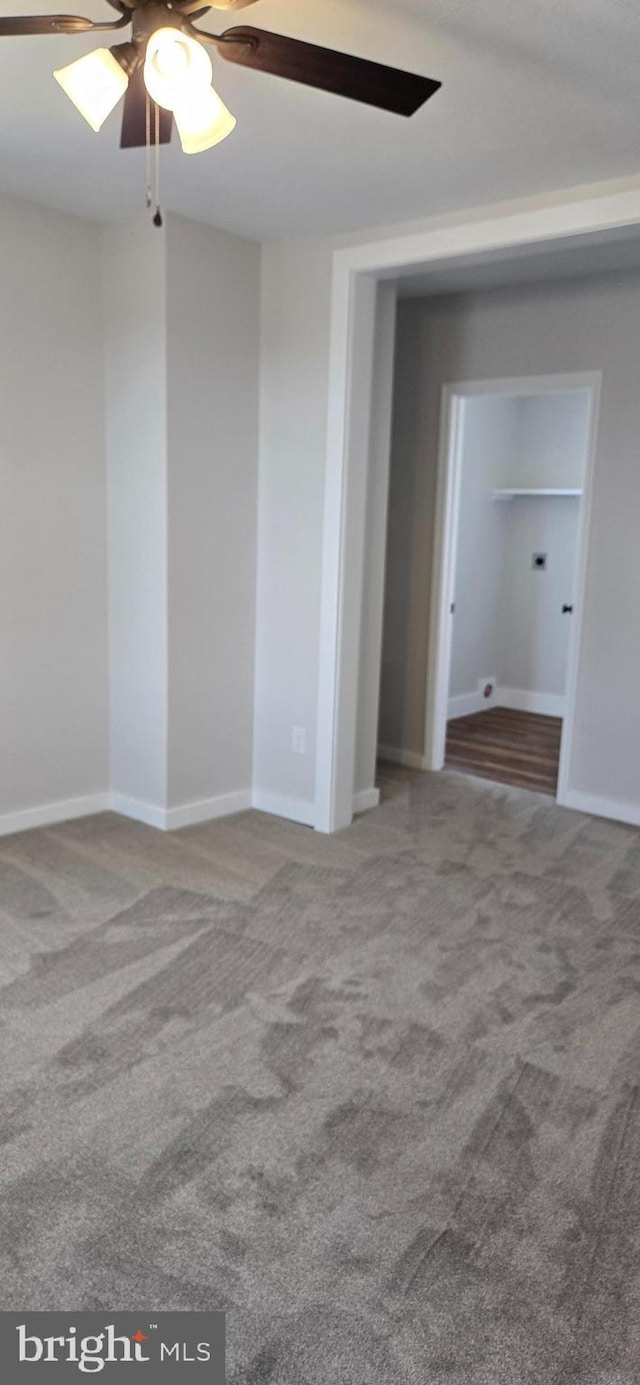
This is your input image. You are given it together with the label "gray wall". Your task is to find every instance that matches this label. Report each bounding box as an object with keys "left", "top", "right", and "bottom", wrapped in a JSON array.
[
  {"left": 0, "top": 193, "right": 108, "bottom": 819},
  {"left": 252, "top": 237, "right": 333, "bottom": 811},
  {"left": 166, "top": 215, "right": 260, "bottom": 808},
  {"left": 2, "top": 198, "right": 259, "bottom": 829},
  {"left": 105, "top": 213, "right": 260, "bottom": 817},
  {"left": 379, "top": 271, "right": 640, "bottom": 806},
  {"left": 103, "top": 216, "right": 169, "bottom": 810}
]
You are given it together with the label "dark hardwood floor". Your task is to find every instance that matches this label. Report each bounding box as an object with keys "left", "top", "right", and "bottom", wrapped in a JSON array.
[{"left": 445, "top": 706, "right": 563, "bottom": 795}]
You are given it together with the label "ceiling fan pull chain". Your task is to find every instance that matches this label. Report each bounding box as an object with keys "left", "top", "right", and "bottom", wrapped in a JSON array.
[
  {"left": 144, "top": 90, "right": 152, "bottom": 209},
  {"left": 152, "top": 100, "right": 163, "bottom": 228}
]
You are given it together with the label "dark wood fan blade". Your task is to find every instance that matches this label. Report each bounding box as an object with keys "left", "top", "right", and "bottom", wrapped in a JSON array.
[
  {"left": 217, "top": 26, "right": 441, "bottom": 115},
  {"left": 0, "top": 14, "right": 96, "bottom": 34},
  {"left": 120, "top": 65, "right": 172, "bottom": 148}
]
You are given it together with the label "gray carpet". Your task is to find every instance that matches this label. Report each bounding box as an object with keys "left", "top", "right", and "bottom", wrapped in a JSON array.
[{"left": 1, "top": 767, "right": 640, "bottom": 1382}]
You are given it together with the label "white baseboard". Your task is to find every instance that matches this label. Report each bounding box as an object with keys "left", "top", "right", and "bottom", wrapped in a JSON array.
[
  {"left": 252, "top": 786, "right": 380, "bottom": 827},
  {"left": 4, "top": 780, "right": 637, "bottom": 842},
  {"left": 165, "top": 790, "right": 252, "bottom": 831},
  {"left": 559, "top": 788, "right": 640, "bottom": 830},
  {"left": 110, "top": 789, "right": 252, "bottom": 832},
  {"left": 0, "top": 783, "right": 303, "bottom": 838},
  {"left": 498, "top": 687, "right": 566, "bottom": 718},
  {"left": 447, "top": 691, "right": 487, "bottom": 720},
  {"left": 251, "top": 790, "right": 316, "bottom": 827},
  {"left": 377, "top": 744, "right": 427, "bottom": 771},
  {"left": 0, "top": 787, "right": 254, "bottom": 838},
  {"left": 109, "top": 793, "right": 165, "bottom": 830},
  {"left": 0, "top": 792, "right": 111, "bottom": 839},
  {"left": 0, "top": 781, "right": 370, "bottom": 840},
  {"left": 353, "top": 787, "right": 380, "bottom": 815},
  {"left": 448, "top": 686, "right": 566, "bottom": 720}
]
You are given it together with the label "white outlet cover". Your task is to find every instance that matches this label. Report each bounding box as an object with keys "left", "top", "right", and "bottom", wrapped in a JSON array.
[{"left": 292, "top": 726, "right": 307, "bottom": 755}]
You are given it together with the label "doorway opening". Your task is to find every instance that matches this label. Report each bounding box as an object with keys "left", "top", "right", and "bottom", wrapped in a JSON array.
[
  {"left": 440, "top": 385, "right": 592, "bottom": 796},
  {"left": 377, "top": 374, "right": 599, "bottom": 804}
]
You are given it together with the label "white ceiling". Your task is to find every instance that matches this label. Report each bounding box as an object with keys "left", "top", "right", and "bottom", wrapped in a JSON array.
[{"left": 0, "top": 0, "right": 639, "bottom": 238}]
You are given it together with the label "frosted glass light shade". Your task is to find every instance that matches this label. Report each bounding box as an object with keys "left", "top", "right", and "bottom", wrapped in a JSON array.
[
  {"left": 174, "top": 85, "right": 236, "bottom": 154},
  {"left": 54, "top": 48, "right": 129, "bottom": 132},
  {"left": 144, "top": 28, "right": 212, "bottom": 112}
]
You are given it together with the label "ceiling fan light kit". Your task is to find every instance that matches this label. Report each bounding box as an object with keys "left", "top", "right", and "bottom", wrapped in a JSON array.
[
  {"left": 50, "top": 11, "right": 238, "bottom": 155},
  {"left": 1, "top": 0, "right": 442, "bottom": 170},
  {"left": 173, "top": 83, "right": 236, "bottom": 154},
  {"left": 53, "top": 45, "right": 130, "bottom": 133},
  {"left": 144, "top": 26, "right": 209, "bottom": 107},
  {"left": 142, "top": 25, "right": 236, "bottom": 152}
]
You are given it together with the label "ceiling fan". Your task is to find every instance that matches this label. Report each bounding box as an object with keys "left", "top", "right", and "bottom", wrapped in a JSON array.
[{"left": 0, "top": 0, "right": 441, "bottom": 154}]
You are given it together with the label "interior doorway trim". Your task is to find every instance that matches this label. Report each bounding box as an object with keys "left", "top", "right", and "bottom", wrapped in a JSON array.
[
  {"left": 314, "top": 177, "right": 640, "bottom": 832},
  {"left": 424, "top": 374, "right": 602, "bottom": 807}
]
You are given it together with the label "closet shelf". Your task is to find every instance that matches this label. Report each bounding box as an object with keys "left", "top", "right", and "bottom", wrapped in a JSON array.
[{"left": 491, "top": 487, "right": 583, "bottom": 501}]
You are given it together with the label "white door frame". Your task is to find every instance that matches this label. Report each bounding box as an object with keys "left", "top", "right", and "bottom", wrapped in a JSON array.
[
  {"left": 313, "top": 178, "right": 640, "bottom": 832},
  {"left": 423, "top": 374, "right": 602, "bottom": 807}
]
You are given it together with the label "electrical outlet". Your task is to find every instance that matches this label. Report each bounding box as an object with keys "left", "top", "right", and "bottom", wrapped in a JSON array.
[
  {"left": 478, "top": 677, "right": 496, "bottom": 701},
  {"left": 291, "top": 725, "right": 307, "bottom": 755}
]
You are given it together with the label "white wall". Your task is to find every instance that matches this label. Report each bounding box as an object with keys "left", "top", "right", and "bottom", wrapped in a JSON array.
[
  {"left": 104, "top": 213, "right": 260, "bottom": 822},
  {"left": 354, "top": 284, "right": 397, "bottom": 798},
  {"left": 0, "top": 193, "right": 108, "bottom": 825},
  {"left": 252, "top": 237, "right": 333, "bottom": 813},
  {"left": 499, "top": 392, "right": 590, "bottom": 489},
  {"left": 448, "top": 397, "right": 515, "bottom": 701},
  {"left": 103, "top": 216, "right": 169, "bottom": 811},
  {"left": 5, "top": 184, "right": 640, "bottom": 834},
  {"left": 498, "top": 392, "right": 588, "bottom": 707},
  {"left": 498, "top": 495, "right": 580, "bottom": 702},
  {"left": 1, "top": 198, "right": 259, "bottom": 834},
  {"left": 446, "top": 391, "right": 588, "bottom": 714},
  {"left": 166, "top": 215, "right": 260, "bottom": 809}
]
